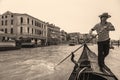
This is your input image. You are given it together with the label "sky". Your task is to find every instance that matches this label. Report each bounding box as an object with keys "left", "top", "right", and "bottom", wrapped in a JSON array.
[{"left": 0, "top": 0, "right": 120, "bottom": 40}]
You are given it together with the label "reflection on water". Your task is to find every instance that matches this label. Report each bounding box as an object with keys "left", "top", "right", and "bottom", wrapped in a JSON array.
[{"left": 0, "top": 44, "right": 120, "bottom": 80}]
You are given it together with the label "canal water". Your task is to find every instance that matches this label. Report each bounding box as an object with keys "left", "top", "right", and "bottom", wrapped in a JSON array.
[{"left": 0, "top": 44, "right": 120, "bottom": 80}]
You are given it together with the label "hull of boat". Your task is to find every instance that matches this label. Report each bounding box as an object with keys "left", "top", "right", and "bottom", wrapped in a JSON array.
[
  {"left": 0, "top": 46, "right": 21, "bottom": 51},
  {"left": 69, "top": 43, "right": 75, "bottom": 46},
  {"left": 69, "top": 42, "right": 76, "bottom": 46},
  {"left": 0, "top": 41, "right": 21, "bottom": 51}
]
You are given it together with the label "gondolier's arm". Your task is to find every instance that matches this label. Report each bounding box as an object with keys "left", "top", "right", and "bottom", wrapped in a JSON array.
[{"left": 71, "top": 52, "right": 79, "bottom": 66}]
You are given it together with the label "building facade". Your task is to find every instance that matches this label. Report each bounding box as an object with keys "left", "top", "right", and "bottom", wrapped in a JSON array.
[
  {"left": 79, "top": 33, "right": 97, "bottom": 44},
  {"left": 47, "top": 23, "right": 60, "bottom": 45},
  {"left": 60, "top": 30, "right": 67, "bottom": 43},
  {"left": 0, "top": 11, "right": 47, "bottom": 45},
  {"left": 68, "top": 32, "right": 81, "bottom": 44}
]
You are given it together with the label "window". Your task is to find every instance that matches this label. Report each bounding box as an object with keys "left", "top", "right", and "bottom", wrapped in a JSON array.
[
  {"left": 2, "top": 16, "right": 4, "bottom": 19},
  {"left": 35, "top": 21, "right": 37, "bottom": 26},
  {"left": 27, "top": 27, "right": 29, "bottom": 33},
  {"left": 11, "top": 20, "right": 13, "bottom": 25},
  {"left": 5, "top": 15, "right": 7, "bottom": 18},
  {"left": 20, "top": 27, "right": 23, "bottom": 34},
  {"left": 32, "top": 20, "right": 33, "bottom": 25},
  {"left": 36, "top": 22, "right": 38, "bottom": 26},
  {"left": 20, "top": 17, "right": 23, "bottom": 24},
  {"left": 11, "top": 28, "right": 13, "bottom": 34},
  {"left": 11, "top": 15, "right": 13, "bottom": 17},
  {"left": 32, "top": 28, "right": 33, "bottom": 34},
  {"left": 39, "top": 23, "right": 41, "bottom": 27},
  {"left": 5, "top": 28, "right": 7, "bottom": 33},
  {"left": 0, "top": 29, "right": 4, "bottom": 31},
  {"left": 39, "top": 31, "right": 41, "bottom": 35},
  {"left": 41, "top": 24, "right": 43, "bottom": 28},
  {"left": 35, "top": 29, "right": 36, "bottom": 34},
  {"left": 38, "top": 23, "right": 39, "bottom": 27},
  {"left": 41, "top": 31, "right": 43, "bottom": 35},
  {"left": 44, "top": 25, "right": 46, "bottom": 29},
  {"left": 27, "top": 18, "right": 29, "bottom": 24},
  {"left": 1, "top": 21, "right": 4, "bottom": 25},
  {"left": 5, "top": 20, "right": 7, "bottom": 25}
]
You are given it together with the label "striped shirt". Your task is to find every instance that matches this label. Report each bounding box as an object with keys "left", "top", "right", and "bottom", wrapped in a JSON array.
[{"left": 92, "top": 22, "right": 115, "bottom": 42}]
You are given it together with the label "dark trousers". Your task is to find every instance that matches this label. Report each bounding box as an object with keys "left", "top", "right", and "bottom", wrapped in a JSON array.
[{"left": 97, "top": 39, "right": 110, "bottom": 69}]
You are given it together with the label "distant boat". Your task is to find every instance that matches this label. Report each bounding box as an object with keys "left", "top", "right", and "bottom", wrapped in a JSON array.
[
  {"left": 0, "top": 46, "right": 21, "bottom": 51},
  {"left": 69, "top": 39, "right": 76, "bottom": 46},
  {"left": 68, "top": 44, "right": 118, "bottom": 80},
  {"left": 20, "top": 38, "right": 37, "bottom": 48},
  {"left": 0, "top": 31, "right": 21, "bottom": 51},
  {"left": 0, "top": 40, "right": 21, "bottom": 51},
  {"left": 69, "top": 42, "right": 76, "bottom": 46}
]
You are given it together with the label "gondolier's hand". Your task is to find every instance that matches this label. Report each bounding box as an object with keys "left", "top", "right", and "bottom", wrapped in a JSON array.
[
  {"left": 89, "top": 29, "right": 92, "bottom": 35},
  {"left": 89, "top": 30, "right": 93, "bottom": 39},
  {"left": 71, "top": 52, "right": 75, "bottom": 57}
]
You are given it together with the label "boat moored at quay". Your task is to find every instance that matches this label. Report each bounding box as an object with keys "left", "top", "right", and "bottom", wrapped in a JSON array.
[{"left": 0, "top": 39, "right": 21, "bottom": 51}]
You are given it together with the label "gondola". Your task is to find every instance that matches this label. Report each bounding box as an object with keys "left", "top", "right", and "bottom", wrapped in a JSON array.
[
  {"left": 69, "top": 39, "right": 76, "bottom": 46},
  {"left": 0, "top": 40, "right": 21, "bottom": 51},
  {"left": 69, "top": 43, "right": 76, "bottom": 46},
  {"left": 68, "top": 44, "right": 118, "bottom": 80},
  {"left": 0, "top": 46, "right": 21, "bottom": 51}
]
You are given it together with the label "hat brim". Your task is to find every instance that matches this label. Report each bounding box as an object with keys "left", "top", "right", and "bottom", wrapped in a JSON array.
[{"left": 99, "top": 15, "right": 111, "bottom": 18}]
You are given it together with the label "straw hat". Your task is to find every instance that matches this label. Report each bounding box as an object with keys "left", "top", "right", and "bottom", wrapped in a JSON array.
[{"left": 99, "top": 13, "right": 111, "bottom": 18}]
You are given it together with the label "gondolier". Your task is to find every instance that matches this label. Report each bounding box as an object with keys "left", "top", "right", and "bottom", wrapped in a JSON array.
[
  {"left": 55, "top": 12, "right": 118, "bottom": 80},
  {"left": 89, "top": 12, "right": 115, "bottom": 71}
]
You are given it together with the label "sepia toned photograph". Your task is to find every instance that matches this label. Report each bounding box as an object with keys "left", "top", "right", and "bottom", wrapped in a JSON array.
[{"left": 0, "top": 0, "right": 120, "bottom": 80}]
